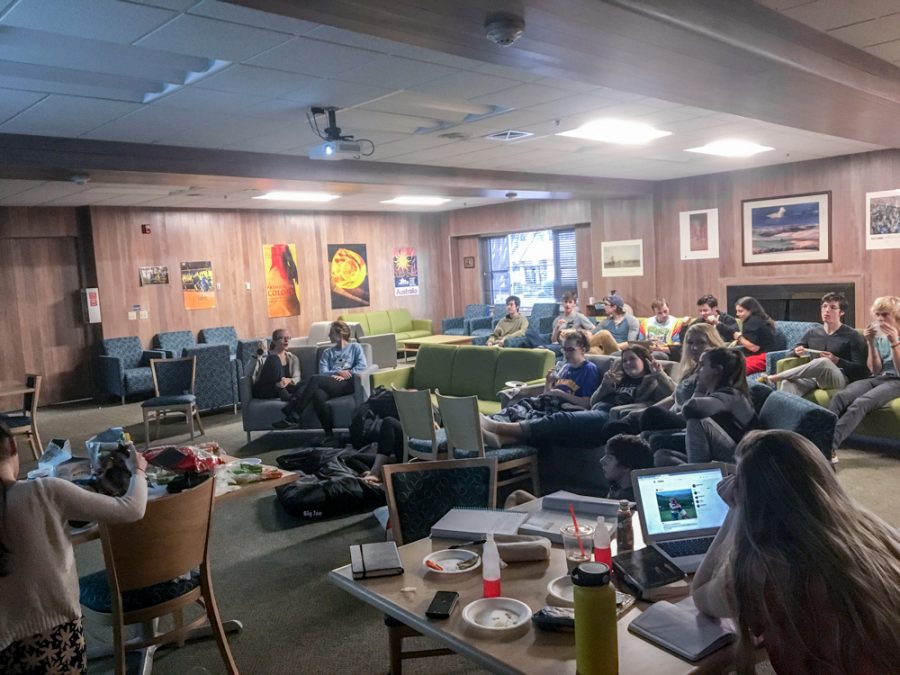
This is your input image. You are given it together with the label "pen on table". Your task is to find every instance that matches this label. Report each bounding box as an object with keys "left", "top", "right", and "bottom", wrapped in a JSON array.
[{"left": 449, "top": 539, "right": 486, "bottom": 549}]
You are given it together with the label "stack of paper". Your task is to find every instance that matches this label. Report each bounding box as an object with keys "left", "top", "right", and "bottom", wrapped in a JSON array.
[{"left": 430, "top": 508, "right": 529, "bottom": 540}]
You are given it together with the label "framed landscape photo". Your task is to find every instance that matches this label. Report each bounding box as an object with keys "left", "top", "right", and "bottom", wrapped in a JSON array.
[
  {"left": 679, "top": 208, "right": 719, "bottom": 260},
  {"left": 742, "top": 192, "right": 831, "bottom": 265},
  {"left": 866, "top": 188, "right": 900, "bottom": 250},
  {"left": 601, "top": 239, "right": 643, "bottom": 277}
]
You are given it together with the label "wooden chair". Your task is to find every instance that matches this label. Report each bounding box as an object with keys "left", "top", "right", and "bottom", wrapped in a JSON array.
[
  {"left": 436, "top": 392, "right": 540, "bottom": 498},
  {"left": 141, "top": 357, "right": 204, "bottom": 450},
  {"left": 79, "top": 477, "right": 239, "bottom": 675},
  {"left": 2, "top": 373, "right": 43, "bottom": 460},
  {"left": 391, "top": 385, "right": 445, "bottom": 461},
  {"left": 382, "top": 458, "right": 497, "bottom": 674}
]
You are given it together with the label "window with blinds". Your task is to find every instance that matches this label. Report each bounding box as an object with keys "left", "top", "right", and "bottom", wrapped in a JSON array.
[{"left": 481, "top": 228, "right": 577, "bottom": 308}]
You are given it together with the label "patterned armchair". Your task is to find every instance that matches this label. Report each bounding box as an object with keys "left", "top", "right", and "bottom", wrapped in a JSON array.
[
  {"left": 198, "top": 325, "right": 258, "bottom": 363},
  {"left": 503, "top": 301, "right": 559, "bottom": 348},
  {"left": 762, "top": 320, "right": 822, "bottom": 375},
  {"left": 96, "top": 337, "right": 165, "bottom": 405},
  {"left": 182, "top": 344, "right": 238, "bottom": 413},
  {"left": 154, "top": 330, "right": 196, "bottom": 358},
  {"left": 441, "top": 304, "right": 492, "bottom": 336}
]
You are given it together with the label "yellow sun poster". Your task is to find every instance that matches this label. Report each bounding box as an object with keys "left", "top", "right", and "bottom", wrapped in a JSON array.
[
  {"left": 393, "top": 247, "right": 419, "bottom": 296},
  {"left": 180, "top": 261, "right": 216, "bottom": 310},
  {"left": 328, "top": 244, "right": 369, "bottom": 309},
  {"left": 263, "top": 244, "right": 301, "bottom": 318}
]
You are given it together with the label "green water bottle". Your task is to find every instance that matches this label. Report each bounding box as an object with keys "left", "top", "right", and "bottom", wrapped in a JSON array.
[{"left": 572, "top": 562, "right": 617, "bottom": 675}]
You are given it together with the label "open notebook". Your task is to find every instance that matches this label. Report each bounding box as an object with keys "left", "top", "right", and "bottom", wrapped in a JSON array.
[{"left": 628, "top": 596, "right": 736, "bottom": 662}]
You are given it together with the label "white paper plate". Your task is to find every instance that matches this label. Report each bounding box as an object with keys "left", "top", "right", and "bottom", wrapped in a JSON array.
[
  {"left": 422, "top": 549, "right": 481, "bottom": 574},
  {"left": 546, "top": 575, "right": 574, "bottom": 606},
  {"left": 462, "top": 597, "right": 532, "bottom": 632}
]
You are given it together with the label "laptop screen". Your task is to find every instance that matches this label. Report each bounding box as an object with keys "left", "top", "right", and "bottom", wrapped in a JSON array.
[{"left": 636, "top": 467, "right": 729, "bottom": 538}]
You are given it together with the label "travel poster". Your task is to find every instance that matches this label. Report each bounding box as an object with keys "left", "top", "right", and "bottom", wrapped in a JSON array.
[
  {"left": 263, "top": 243, "right": 301, "bottom": 318},
  {"left": 180, "top": 261, "right": 216, "bottom": 310},
  {"left": 329, "top": 244, "right": 370, "bottom": 309},
  {"left": 393, "top": 247, "right": 419, "bottom": 296}
]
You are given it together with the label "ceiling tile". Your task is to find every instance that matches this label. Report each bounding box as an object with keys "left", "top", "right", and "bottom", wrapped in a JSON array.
[
  {"left": 305, "top": 25, "right": 408, "bottom": 54},
  {"left": 129, "top": 0, "right": 196, "bottom": 9},
  {"left": 469, "top": 82, "right": 573, "bottom": 109},
  {"left": 867, "top": 38, "right": 900, "bottom": 60},
  {"left": 1, "top": 0, "right": 175, "bottom": 43},
  {"left": 187, "top": 0, "right": 318, "bottom": 35},
  {"left": 828, "top": 13, "right": 900, "bottom": 46},
  {"left": 390, "top": 44, "right": 486, "bottom": 71},
  {"left": 136, "top": 14, "right": 292, "bottom": 61},
  {"left": 196, "top": 64, "right": 319, "bottom": 98},
  {"left": 0, "top": 94, "right": 140, "bottom": 136},
  {"left": 279, "top": 79, "right": 396, "bottom": 109},
  {"left": 337, "top": 55, "right": 456, "bottom": 89},
  {"left": 410, "top": 70, "right": 521, "bottom": 100},
  {"left": 0, "top": 87, "right": 45, "bottom": 123},
  {"left": 0, "top": 179, "right": 45, "bottom": 199},
  {"left": 781, "top": 0, "right": 876, "bottom": 30},
  {"left": 247, "top": 36, "right": 379, "bottom": 77}
]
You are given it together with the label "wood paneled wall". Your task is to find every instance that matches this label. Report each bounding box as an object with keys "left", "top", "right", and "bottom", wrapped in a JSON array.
[
  {"left": 0, "top": 207, "right": 97, "bottom": 405},
  {"left": 653, "top": 150, "right": 900, "bottom": 326},
  {"left": 90, "top": 207, "right": 444, "bottom": 344}
]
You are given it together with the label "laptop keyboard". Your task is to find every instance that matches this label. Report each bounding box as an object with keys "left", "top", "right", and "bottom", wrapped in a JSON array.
[{"left": 657, "top": 536, "right": 715, "bottom": 558}]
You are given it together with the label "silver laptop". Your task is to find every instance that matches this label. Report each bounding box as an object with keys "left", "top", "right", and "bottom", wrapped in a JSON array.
[{"left": 630, "top": 463, "right": 730, "bottom": 574}]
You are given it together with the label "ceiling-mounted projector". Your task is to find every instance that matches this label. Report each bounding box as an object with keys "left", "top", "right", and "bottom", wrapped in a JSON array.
[{"left": 309, "top": 140, "right": 363, "bottom": 160}]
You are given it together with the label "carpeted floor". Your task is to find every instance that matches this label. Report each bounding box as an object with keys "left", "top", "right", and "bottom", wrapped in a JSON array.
[{"left": 20, "top": 399, "right": 900, "bottom": 675}]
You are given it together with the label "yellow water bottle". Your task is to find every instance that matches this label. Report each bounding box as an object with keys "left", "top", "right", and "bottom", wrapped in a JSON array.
[{"left": 572, "top": 562, "right": 617, "bottom": 675}]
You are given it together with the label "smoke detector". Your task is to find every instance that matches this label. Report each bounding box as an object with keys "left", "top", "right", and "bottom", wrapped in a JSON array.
[{"left": 484, "top": 13, "right": 525, "bottom": 47}]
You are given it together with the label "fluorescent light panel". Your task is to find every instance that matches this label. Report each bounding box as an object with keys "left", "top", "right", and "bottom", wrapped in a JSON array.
[
  {"left": 685, "top": 139, "right": 774, "bottom": 157},
  {"left": 381, "top": 196, "right": 451, "bottom": 205},
  {"left": 556, "top": 119, "right": 671, "bottom": 145},
  {"left": 253, "top": 191, "right": 340, "bottom": 202}
]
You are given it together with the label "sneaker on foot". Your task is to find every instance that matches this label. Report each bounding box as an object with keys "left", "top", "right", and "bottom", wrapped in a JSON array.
[{"left": 272, "top": 419, "right": 299, "bottom": 430}]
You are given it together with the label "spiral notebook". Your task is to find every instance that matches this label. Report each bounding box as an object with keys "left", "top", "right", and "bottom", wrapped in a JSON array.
[{"left": 430, "top": 508, "right": 529, "bottom": 540}]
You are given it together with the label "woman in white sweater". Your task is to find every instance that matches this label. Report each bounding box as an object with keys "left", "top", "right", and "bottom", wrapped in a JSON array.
[{"left": 0, "top": 421, "right": 148, "bottom": 674}]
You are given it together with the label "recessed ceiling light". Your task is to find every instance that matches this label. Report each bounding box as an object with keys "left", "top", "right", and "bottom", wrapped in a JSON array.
[
  {"left": 253, "top": 191, "right": 340, "bottom": 202},
  {"left": 556, "top": 119, "right": 671, "bottom": 145},
  {"left": 685, "top": 139, "right": 774, "bottom": 157},
  {"left": 381, "top": 196, "right": 451, "bottom": 206}
]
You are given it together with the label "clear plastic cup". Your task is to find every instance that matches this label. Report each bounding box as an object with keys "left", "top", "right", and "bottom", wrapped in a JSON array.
[{"left": 561, "top": 523, "right": 594, "bottom": 573}]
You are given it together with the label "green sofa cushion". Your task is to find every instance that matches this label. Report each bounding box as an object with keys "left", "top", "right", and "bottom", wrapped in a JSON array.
[
  {"left": 362, "top": 311, "right": 392, "bottom": 336},
  {"left": 494, "top": 348, "right": 555, "bottom": 398},
  {"left": 450, "top": 346, "right": 501, "bottom": 401},
  {"left": 396, "top": 330, "right": 431, "bottom": 341},
  {"left": 388, "top": 308, "right": 413, "bottom": 333},
  {"left": 413, "top": 345, "right": 457, "bottom": 395}
]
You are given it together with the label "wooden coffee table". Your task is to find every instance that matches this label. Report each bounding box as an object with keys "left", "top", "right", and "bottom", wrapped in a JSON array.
[{"left": 399, "top": 334, "right": 474, "bottom": 361}]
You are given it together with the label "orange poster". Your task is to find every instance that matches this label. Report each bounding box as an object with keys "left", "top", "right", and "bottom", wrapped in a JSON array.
[
  {"left": 263, "top": 244, "right": 301, "bottom": 318},
  {"left": 180, "top": 261, "right": 216, "bottom": 310}
]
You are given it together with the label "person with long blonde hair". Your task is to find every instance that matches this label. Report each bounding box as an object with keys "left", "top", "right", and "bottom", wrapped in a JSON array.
[{"left": 693, "top": 429, "right": 900, "bottom": 674}]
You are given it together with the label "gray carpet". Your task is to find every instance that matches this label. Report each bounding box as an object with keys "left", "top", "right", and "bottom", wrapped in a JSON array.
[{"left": 22, "top": 399, "right": 900, "bottom": 674}]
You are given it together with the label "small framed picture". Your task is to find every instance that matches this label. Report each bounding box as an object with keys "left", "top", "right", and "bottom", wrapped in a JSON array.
[
  {"left": 679, "top": 209, "right": 719, "bottom": 260},
  {"left": 601, "top": 239, "right": 643, "bottom": 277},
  {"left": 742, "top": 192, "right": 831, "bottom": 265},
  {"left": 866, "top": 188, "right": 900, "bottom": 250},
  {"left": 463, "top": 256, "right": 475, "bottom": 269}
]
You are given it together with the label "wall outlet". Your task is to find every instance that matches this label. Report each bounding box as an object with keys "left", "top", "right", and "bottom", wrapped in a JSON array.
[
  {"left": 244, "top": 282, "right": 251, "bottom": 290},
  {"left": 216, "top": 282, "right": 222, "bottom": 290},
  {"left": 139, "top": 310, "right": 149, "bottom": 319},
  {"left": 128, "top": 311, "right": 137, "bottom": 320},
  {"left": 581, "top": 280, "right": 588, "bottom": 288}
]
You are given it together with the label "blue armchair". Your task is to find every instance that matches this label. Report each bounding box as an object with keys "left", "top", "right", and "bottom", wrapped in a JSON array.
[
  {"left": 503, "top": 301, "right": 559, "bottom": 348},
  {"left": 154, "top": 330, "right": 196, "bottom": 358},
  {"left": 441, "top": 304, "right": 492, "bottom": 336},
  {"left": 198, "top": 325, "right": 258, "bottom": 363},
  {"left": 182, "top": 344, "right": 238, "bottom": 413},
  {"left": 761, "top": 320, "right": 822, "bottom": 375},
  {"left": 97, "top": 337, "right": 165, "bottom": 405}
]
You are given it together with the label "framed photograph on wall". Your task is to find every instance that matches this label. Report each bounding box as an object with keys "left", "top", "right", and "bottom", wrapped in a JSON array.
[
  {"left": 866, "top": 188, "right": 900, "bottom": 250},
  {"left": 463, "top": 256, "right": 475, "bottom": 268},
  {"left": 601, "top": 239, "right": 643, "bottom": 277},
  {"left": 679, "top": 208, "right": 719, "bottom": 260},
  {"left": 742, "top": 192, "right": 831, "bottom": 265}
]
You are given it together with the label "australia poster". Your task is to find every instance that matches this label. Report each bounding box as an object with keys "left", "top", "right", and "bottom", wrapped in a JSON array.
[
  {"left": 393, "top": 247, "right": 419, "bottom": 296},
  {"left": 180, "top": 261, "right": 216, "bottom": 310},
  {"left": 263, "top": 244, "right": 301, "bottom": 318},
  {"left": 329, "top": 244, "right": 370, "bottom": 309},
  {"left": 742, "top": 193, "right": 830, "bottom": 265}
]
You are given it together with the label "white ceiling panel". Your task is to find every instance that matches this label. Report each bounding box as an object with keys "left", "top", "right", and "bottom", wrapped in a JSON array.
[
  {"left": 136, "top": 14, "right": 291, "bottom": 61},
  {"left": 247, "top": 37, "right": 380, "bottom": 78},
  {"left": 410, "top": 70, "right": 521, "bottom": 100},
  {"left": 1, "top": 0, "right": 175, "bottom": 43},
  {"left": 828, "top": 13, "right": 900, "bottom": 46},
  {"left": 152, "top": 86, "right": 273, "bottom": 114},
  {"left": 336, "top": 55, "right": 457, "bottom": 90},
  {"left": 390, "top": 43, "right": 487, "bottom": 71},
  {"left": 0, "top": 179, "right": 44, "bottom": 199},
  {"left": 0, "top": 94, "right": 140, "bottom": 136},
  {"left": 130, "top": 0, "right": 197, "bottom": 10},
  {"left": 0, "top": 87, "right": 45, "bottom": 123},
  {"left": 187, "top": 0, "right": 318, "bottom": 36},
  {"left": 867, "top": 39, "right": 900, "bottom": 61},
  {"left": 469, "top": 82, "right": 573, "bottom": 110},
  {"left": 278, "top": 79, "right": 397, "bottom": 109},
  {"left": 780, "top": 0, "right": 876, "bottom": 30},
  {"left": 305, "top": 24, "right": 410, "bottom": 54},
  {"left": 195, "top": 64, "right": 319, "bottom": 98}
]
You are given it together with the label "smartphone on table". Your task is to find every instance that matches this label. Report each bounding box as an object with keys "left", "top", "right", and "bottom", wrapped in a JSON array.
[{"left": 425, "top": 591, "right": 460, "bottom": 619}]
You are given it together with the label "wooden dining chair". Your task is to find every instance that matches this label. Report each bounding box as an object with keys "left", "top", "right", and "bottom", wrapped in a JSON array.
[
  {"left": 3, "top": 373, "right": 43, "bottom": 460},
  {"left": 436, "top": 392, "right": 540, "bottom": 498},
  {"left": 381, "top": 458, "right": 497, "bottom": 674},
  {"left": 78, "top": 477, "right": 239, "bottom": 675},
  {"left": 141, "top": 357, "right": 204, "bottom": 450},
  {"left": 391, "top": 385, "right": 445, "bottom": 461}
]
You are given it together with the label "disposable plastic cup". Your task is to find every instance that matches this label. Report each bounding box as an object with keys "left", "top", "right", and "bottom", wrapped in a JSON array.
[{"left": 561, "top": 523, "right": 594, "bottom": 573}]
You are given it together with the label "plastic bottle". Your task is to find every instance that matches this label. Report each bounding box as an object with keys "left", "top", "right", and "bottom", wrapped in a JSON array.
[
  {"left": 616, "top": 499, "right": 634, "bottom": 553},
  {"left": 572, "top": 562, "right": 617, "bottom": 675},
  {"left": 593, "top": 517, "right": 612, "bottom": 568},
  {"left": 482, "top": 533, "right": 501, "bottom": 598}
]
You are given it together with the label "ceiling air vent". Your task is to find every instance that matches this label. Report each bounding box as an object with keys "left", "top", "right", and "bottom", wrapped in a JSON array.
[
  {"left": 483, "top": 130, "right": 534, "bottom": 142},
  {"left": 438, "top": 132, "right": 469, "bottom": 140}
]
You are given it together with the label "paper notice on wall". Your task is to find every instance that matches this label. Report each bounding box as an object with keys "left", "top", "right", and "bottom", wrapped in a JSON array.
[
  {"left": 263, "top": 244, "right": 301, "bottom": 318},
  {"left": 393, "top": 247, "right": 419, "bottom": 296}
]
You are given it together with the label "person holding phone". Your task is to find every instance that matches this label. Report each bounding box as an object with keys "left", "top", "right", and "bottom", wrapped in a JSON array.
[{"left": 827, "top": 296, "right": 900, "bottom": 457}]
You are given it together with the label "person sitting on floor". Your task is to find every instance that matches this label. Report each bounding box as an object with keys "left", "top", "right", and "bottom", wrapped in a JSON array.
[
  {"left": 732, "top": 296, "right": 777, "bottom": 375},
  {"left": 601, "top": 434, "right": 653, "bottom": 501},
  {"left": 550, "top": 291, "right": 594, "bottom": 346},
  {"left": 0, "top": 421, "right": 148, "bottom": 674},
  {"left": 684, "top": 294, "right": 739, "bottom": 344},
  {"left": 277, "top": 320, "right": 367, "bottom": 440},
  {"left": 486, "top": 295, "right": 529, "bottom": 347},
  {"left": 692, "top": 429, "right": 900, "bottom": 675},
  {"left": 251, "top": 328, "right": 301, "bottom": 400},
  {"left": 761, "top": 292, "right": 868, "bottom": 395},
  {"left": 588, "top": 293, "right": 639, "bottom": 355}
]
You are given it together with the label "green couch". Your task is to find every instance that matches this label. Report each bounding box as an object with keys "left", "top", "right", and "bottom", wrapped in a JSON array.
[
  {"left": 340, "top": 308, "right": 432, "bottom": 347},
  {"left": 776, "top": 355, "right": 900, "bottom": 444},
  {"left": 371, "top": 344, "right": 555, "bottom": 414}
]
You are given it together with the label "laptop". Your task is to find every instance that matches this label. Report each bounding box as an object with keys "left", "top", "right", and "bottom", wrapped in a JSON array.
[{"left": 630, "top": 463, "right": 730, "bottom": 574}]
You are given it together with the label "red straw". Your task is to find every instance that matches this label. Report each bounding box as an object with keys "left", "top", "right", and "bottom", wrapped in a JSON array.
[{"left": 568, "top": 504, "right": 586, "bottom": 559}]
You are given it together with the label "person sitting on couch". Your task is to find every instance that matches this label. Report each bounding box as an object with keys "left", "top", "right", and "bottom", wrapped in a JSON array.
[
  {"left": 486, "top": 295, "right": 529, "bottom": 347},
  {"left": 551, "top": 291, "right": 594, "bottom": 345},
  {"left": 251, "top": 328, "right": 301, "bottom": 400},
  {"left": 684, "top": 294, "right": 739, "bottom": 344},
  {"left": 638, "top": 298, "right": 683, "bottom": 358},
  {"left": 589, "top": 293, "right": 639, "bottom": 355},
  {"left": 732, "top": 296, "right": 777, "bottom": 375}
]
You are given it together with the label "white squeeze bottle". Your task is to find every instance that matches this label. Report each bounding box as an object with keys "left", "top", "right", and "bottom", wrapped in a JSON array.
[
  {"left": 593, "top": 517, "right": 612, "bottom": 568},
  {"left": 482, "top": 533, "right": 502, "bottom": 598}
]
